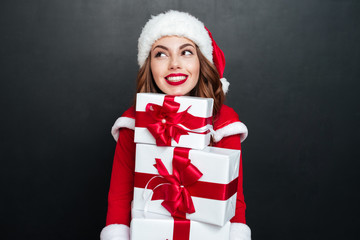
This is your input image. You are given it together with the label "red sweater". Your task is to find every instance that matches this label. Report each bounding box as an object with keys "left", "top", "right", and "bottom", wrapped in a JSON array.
[{"left": 106, "top": 104, "right": 247, "bottom": 226}]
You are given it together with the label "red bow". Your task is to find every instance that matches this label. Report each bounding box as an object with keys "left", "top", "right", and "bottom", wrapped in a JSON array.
[
  {"left": 145, "top": 96, "right": 192, "bottom": 146},
  {"left": 151, "top": 148, "right": 203, "bottom": 217}
]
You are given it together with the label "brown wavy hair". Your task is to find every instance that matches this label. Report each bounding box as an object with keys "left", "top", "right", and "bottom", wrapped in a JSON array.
[{"left": 135, "top": 45, "right": 225, "bottom": 117}]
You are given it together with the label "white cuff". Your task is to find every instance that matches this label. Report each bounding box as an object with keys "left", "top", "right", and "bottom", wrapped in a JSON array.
[
  {"left": 230, "top": 223, "right": 251, "bottom": 240},
  {"left": 213, "top": 121, "right": 248, "bottom": 143},
  {"left": 100, "top": 224, "right": 130, "bottom": 240},
  {"left": 111, "top": 117, "right": 135, "bottom": 141}
]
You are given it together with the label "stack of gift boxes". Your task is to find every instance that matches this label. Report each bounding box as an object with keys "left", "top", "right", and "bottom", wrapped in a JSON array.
[{"left": 130, "top": 93, "right": 241, "bottom": 240}]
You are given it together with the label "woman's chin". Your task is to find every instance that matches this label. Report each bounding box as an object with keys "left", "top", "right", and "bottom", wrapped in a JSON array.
[
  {"left": 164, "top": 90, "right": 191, "bottom": 96},
  {"left": 161, "top": 84, "right": 196, "bottom": 96}
]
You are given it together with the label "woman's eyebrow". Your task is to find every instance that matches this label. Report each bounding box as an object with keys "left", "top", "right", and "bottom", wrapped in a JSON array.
[
  {"left": 152, "top": 43, "right": 195, "bottom": 51},
  {"left": 152, "top": 45, "right": 168, "bottom": 51},
  {"left": 179, "top": 43, "right": 195, "bottom": 49}
]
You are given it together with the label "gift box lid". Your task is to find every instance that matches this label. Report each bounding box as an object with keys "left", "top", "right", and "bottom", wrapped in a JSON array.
[{"left": 136, "top": 93, "right": 214, "bottom": 118}]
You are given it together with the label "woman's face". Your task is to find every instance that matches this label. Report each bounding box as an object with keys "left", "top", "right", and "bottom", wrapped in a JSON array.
[{"left": 150, "top": 36, "right": 200, "bottom": 96}]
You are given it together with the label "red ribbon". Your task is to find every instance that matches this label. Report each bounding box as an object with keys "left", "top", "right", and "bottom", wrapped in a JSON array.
[
  {"left": 155, "top": 148, "right": 195, "bottom": 240},
  {"left": 135, "top": 95, "right": 212, "bottom": 146},
  {"left": 173, "top": 217, "right": 191, "bottom": 240},
  {"left": 152, "top": 148, "right": 203, "bottom": 217},
  {"left": 135, "top": 172, "right": 238, "bottom": 200}
]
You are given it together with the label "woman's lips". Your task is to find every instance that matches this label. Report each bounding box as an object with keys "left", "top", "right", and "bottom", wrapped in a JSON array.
[{"left": 165, "top": 73, "right": 188, "bottom": 86}]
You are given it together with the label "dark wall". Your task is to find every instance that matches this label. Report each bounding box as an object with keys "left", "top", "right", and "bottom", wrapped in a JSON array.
[{"left": 1, "top": 0, "right": 359, "bottom": 239}]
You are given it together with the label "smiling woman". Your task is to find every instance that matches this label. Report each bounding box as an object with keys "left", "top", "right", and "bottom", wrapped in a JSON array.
[
  {"left": 150, "top": 36, "right": 200, "bottom": 96},
  {"left": 101, "top": 10, "right": 250, "bottom": 240}
]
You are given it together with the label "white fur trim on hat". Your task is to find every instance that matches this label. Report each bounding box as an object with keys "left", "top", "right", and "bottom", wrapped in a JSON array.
[
  {"left": 213, "top": 121, "right": 248, "bottom": 143},
  {"left": 111, "top": 117, "right": 135, "bottom": 141},
  {"left": 100, "top": 224, "right": 130, "bottom": 240},
  {"left": 230, "top": 223, "right": 251, "bottom": 240},
  {"left": 220, "top": 77, "right": 230, "bottom": 94},
  {"left": 138, "top": 10, "right": 213, "bottom": 67}
]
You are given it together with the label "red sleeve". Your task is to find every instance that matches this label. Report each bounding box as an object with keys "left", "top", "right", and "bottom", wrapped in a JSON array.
[
  {"left": 122, "top": 106, "right": 136, "bottom": 119},
  {"left": 105, "top": 128, "right": 136, "bottom": 227},
  {"left": 213, "top": 105, "right": 240, "bottom": 130},
  {"left": 214, "top": 129, "right": 247, "bottom": 224}
]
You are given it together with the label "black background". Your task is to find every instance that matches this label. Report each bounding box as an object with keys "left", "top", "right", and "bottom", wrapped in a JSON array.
[{"left": 1, "top": 0, "right": 359, "bottom": 239}]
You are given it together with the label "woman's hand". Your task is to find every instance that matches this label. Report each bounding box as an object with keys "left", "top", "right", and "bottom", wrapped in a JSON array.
[
  {"left": 230, "top": 223, "right": 251, "bottom": 240},
  {"left": 100, "top": 224, "right": 130, "bottom": 240}
]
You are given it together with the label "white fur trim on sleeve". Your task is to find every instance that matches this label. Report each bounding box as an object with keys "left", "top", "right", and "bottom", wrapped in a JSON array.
[
  {"left": 111, "top": 117, "right": 135, "bottom": 141},
  {"left": 230, "top": 223, "right": 251, "bottom": 240},
  {"left": 213, "top": 121, "right": 248, "bottom": 143},
  {"left": 100, "top": 224, "right": 130, "bottom": 240}
]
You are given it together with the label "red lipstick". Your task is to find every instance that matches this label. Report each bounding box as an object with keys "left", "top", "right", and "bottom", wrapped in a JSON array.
[{"left": 165, "top": 73, "right": 188, "bottom": 86}]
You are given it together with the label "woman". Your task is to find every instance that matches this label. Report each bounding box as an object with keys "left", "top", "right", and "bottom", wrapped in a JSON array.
[{"left": 101, "top": 10, "right": 251, "bottom": 240}]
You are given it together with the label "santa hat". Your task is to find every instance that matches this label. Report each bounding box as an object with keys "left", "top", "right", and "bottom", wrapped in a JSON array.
[{"left": 137, "top": 10, "right": 230, "bottom": 93}]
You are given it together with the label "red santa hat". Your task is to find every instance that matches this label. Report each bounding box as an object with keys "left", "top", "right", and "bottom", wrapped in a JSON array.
[{"left": 137, "top": 10, "right": 230, "bottom": 93}]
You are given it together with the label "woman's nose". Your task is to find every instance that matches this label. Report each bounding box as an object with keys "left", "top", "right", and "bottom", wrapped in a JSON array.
[{"left": 169, "top": 56, "right": 181, "bottom": 69}]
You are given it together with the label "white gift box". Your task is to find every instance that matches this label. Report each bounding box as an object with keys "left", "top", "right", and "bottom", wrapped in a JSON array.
[
  {"left": 130, "top": 209, "right": 231, "bottom": 240},
  {"left": 133, "top": 143, "right": 240, "bottom": 226},
  {"left": 134, "top": 93, "right": 213, "bottom": 150}
]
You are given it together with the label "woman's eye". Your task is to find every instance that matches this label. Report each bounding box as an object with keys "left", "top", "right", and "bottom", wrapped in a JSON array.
[
  {"left": 155, "top": 52, "right": 166, "bottom": 58},
  {"left": 182, "top": 50, "right": 193, "bottom": 56}
]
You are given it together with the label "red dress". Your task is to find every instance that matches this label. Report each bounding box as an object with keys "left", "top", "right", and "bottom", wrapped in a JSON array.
[{"left": 105, "top": 104, "right": 249, "bottom": 227}]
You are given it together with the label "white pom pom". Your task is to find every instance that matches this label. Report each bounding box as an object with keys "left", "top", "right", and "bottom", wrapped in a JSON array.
[{"left": 220, "top": 78, "right": 230, "bottom": 94}]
